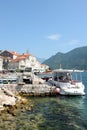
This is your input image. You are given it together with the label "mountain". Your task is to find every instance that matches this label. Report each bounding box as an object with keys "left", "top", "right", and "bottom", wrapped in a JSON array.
[
  {"left": 37, "top": 58, "right": 46, "bottom": 63},
  {"left": 43, "top": 46, "right": 87, "bottom": 70}
]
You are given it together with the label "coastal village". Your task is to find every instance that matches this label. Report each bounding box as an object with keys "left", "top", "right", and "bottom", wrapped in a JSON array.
[
  {"left": 0, "top": 50, "right": 85, "bottom": 116},
  {"left": 0, "top": 50, "right": 56, "bottom": 113},
  {"left": 0, "top": 50, "right": 49, "bottom": 73}
]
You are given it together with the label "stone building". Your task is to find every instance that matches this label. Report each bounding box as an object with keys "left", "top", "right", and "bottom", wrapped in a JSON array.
[
  {"left": 8, "top": 53, "right": 49, "bottom": 72},
  {"left": 0, "top": 50, "right": 21, "bottom": 59}
]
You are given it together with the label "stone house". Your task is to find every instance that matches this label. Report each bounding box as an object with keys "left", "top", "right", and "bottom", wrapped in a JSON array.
[
  {"left": 0, "top": 50, "right": 21, "bottom": 59},
  {"left": 8, "top": 53, "right": 49, "bottom": 72},
  {"left": 8, "top": 53, "right": 39, "bottom": 71},
  {"left": 0, "top": 50, "right": 21, "bottom": 70},
  {"left": 0, "top": 50, "right": 49, "bottom": 72},
  {"left": 40, "top": 64, "right": 49, "bottom": 72}
]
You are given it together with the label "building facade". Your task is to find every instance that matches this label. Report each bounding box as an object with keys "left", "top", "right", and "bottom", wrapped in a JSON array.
[
  {"left": 0, "top": 56, "right": 3, "bottom": 71},
  {"left": 8, "top": 53, "right": 49, "bottom": 72},
  {"left": 0, "top": 50, "right": 21, "bottom": 59}
]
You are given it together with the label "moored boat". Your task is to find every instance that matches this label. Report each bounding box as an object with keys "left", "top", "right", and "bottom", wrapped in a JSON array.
[{"left": 48, "top": 69, "right": 85, "bottom": 96}]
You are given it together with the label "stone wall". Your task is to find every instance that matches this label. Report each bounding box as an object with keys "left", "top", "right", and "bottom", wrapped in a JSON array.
[{"left": 17, "top": 84, "right": 56, "bottom": 96}]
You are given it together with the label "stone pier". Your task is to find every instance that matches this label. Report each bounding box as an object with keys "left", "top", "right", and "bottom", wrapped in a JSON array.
[{"left": 17, "top": 84, "right": 56, "bottom": 96}]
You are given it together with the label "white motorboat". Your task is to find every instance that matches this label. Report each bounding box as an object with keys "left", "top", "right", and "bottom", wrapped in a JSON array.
[{"left": 48, "top": 69, "right": 85, "bottom": 95}]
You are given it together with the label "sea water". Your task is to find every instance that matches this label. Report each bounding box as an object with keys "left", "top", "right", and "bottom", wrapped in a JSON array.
[{"left": 0, "top": 72, "right": 87, "bottom": 130}]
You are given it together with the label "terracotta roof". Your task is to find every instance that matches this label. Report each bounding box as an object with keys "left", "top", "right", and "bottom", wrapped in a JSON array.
[
  {"left": 17, "top": 53, "right": 33, "bottom": 58},
  {"left": 10, "top": 57, "right": 26, "bottom": 63},
  {"left": 9, "top": 52, "right": 35, "bottom": 63},
  {"left": 23, "top": 53, "right": 32, "bottom": 56},
  {"left": 7, "top": 50, "right": 21, "bottom": 56},
  {"left": 41, "top": 64, "right": 48, "bottom": 66}
]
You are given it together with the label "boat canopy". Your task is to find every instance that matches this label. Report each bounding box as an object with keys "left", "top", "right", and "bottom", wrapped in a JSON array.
[
  {"left": 53, "top": 69, "right": 73, "bottom": 73},
  {"left": 53, "top": 69, "right": 83, "bottom": 73}
]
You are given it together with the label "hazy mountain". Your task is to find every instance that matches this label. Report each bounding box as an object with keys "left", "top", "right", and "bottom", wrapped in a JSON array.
[
  {"left": 43, "top": 46, "right": 87, "bottom": 70},
  {"left": 37, "top": 58, "right": 46, "bottom": 63}
]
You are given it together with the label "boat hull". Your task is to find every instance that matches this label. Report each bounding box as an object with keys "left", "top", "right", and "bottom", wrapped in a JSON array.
[
  {"left": 50, "top": 80, "right": 85, "bottom": 96},
  {"left": 60, "top": 88, "right": 85, "bottom": 96}
]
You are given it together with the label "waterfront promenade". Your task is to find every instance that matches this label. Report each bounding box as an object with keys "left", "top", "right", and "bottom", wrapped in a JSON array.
[{"left": 0, "top": 72, "right": 56, "bottom": 111}]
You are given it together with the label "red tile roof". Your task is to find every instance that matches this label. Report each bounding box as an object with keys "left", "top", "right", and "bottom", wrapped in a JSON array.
[
  {"left": 7, "top": 50, "right": 21, "bottom": 56},
  {"left": 10, "top": 56, "right": 26, "bottom": 63},
  {"left": 10, "top": 53, "right": 33, "bottom": 63},
  {"left": 41, "top": 64, "right": 48, "bottom": 66},
  {"left": 19, "top": 53, "right": 33, "bottom": 57}
]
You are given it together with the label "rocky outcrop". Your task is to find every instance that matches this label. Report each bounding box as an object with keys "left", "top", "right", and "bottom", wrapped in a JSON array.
[{"left": 0, "top": 85, "right": 22, "bottom": 111}]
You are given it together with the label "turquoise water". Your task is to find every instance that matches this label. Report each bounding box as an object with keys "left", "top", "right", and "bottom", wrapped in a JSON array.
[
  {"left": 27, "top": 72, "right": 87, "bottom": 130},
  {"left": 28, "top": 96, "right": 87, "bottom": 130},
  {"left": 0, "top": 72, "right": 87, "bottom": 130}
]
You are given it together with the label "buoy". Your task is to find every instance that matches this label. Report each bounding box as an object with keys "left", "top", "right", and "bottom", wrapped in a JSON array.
[{"left": 55, "top": 88, "right": 60, "bottom": 94}]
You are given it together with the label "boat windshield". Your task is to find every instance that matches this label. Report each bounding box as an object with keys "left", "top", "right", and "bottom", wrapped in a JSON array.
[{"left": 53, "top": 72, "right": 71, "bottom": 81}]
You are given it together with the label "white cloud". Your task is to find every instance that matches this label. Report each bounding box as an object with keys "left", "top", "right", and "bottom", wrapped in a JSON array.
[
  {"left": 69, "top": 40, "right": 80, "bottom": 45},
  {"left": 47, "top": 34, "right": 61, "bottom": 40}
]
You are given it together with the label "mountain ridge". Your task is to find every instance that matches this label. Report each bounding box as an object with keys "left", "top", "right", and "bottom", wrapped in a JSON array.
[{"left": 43, "top": 46, "right": 87, "bottom": 70}]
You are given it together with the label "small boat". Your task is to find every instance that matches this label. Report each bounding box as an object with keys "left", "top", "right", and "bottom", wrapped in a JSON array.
[{"left": 48, "top": 69, "right": 85, "bottom": 96}]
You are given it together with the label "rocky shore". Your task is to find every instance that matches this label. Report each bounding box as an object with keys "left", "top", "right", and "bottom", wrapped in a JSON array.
[
  {"left": 0, "top": 85, "right": 35, "bottom": 123},
  {"left": 0, "top": 72, "right": 56, "bottom": 113},
  {"left": 0, "top": 84, "right": 25, "bottom": 111}
]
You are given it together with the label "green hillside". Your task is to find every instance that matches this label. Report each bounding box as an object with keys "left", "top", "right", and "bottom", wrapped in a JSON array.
[{"left": 43, "top": 46, "right": 87, "bottom": 70}]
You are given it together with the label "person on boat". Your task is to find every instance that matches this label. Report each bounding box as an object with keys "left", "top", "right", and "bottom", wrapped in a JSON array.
[{"left": 66, "top": 73, "right": 71, "bottom": 81}]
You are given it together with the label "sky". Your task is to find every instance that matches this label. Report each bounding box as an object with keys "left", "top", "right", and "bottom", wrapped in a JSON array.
[{"left": 0, "top": 0, "right": 87, "bottom": 59}]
